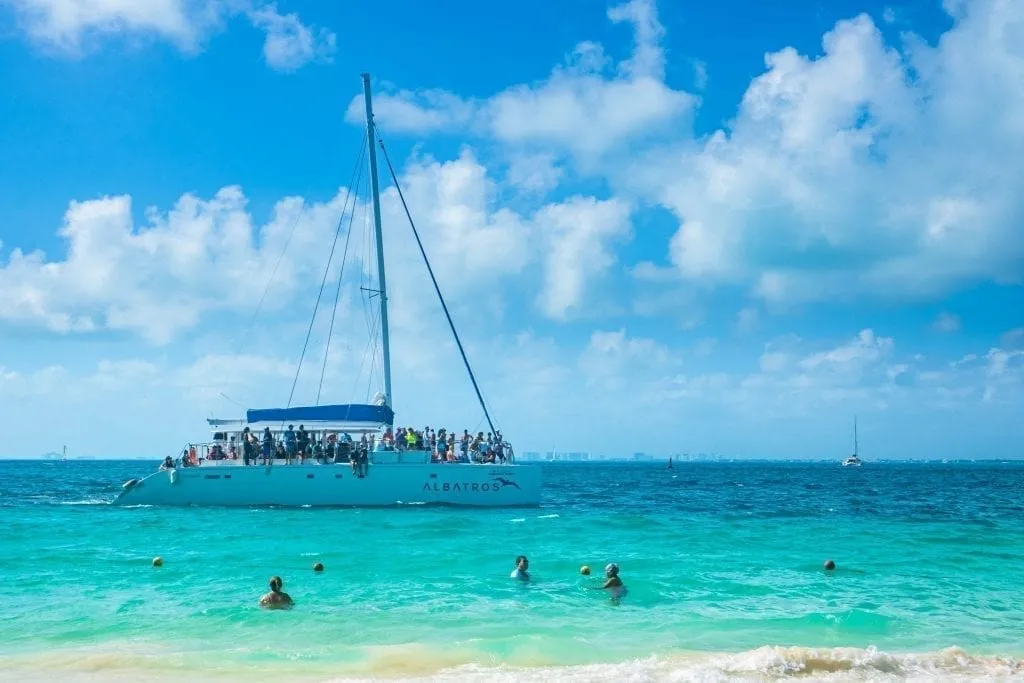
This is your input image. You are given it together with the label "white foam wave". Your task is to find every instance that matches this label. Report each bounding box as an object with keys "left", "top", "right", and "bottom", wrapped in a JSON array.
[
  {"left": 3, "top": 645, "right": 1021, "bottom": 682},
  {"left": 370, "top": 647, "right": 1022, "bottom": 682},
  {"left": 536, "top": 513, "right": 559, "bottom": 519},
  {"left": 59, "top": 499, "right": 111, "bottom": 506}
]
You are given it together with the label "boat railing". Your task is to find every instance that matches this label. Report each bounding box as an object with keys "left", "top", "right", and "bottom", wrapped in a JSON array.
[
  {"left": 175, "top": 442, "right": 243, "bottom": 468},
  {"left": 169, "top": 439, "right": 519, "bottom": 469},
  {"left": 371, "top": 449, "right": 429, "bottom": 464}
]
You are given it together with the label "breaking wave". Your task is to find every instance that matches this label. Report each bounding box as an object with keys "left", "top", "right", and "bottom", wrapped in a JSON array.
[{"left": 3, "top": 645, "right": 1022, "bottom": 682}]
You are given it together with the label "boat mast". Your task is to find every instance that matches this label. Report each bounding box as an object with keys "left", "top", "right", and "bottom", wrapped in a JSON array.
[
  {"left": 853, "top": 415, "right": 858, "bottom": 456},
  {"left": 361, "top": 73, "right": 393, "bottom": 420}
]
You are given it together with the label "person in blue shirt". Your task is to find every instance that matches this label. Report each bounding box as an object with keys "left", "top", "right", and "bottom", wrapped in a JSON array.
[{"left": 284, "top": 425, "right": 297, "bottom": 464}]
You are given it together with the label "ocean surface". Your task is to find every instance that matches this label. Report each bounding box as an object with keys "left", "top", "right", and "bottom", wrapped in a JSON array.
[{"left": 1, "top": 459, "right": 1023, "bottom": 682}]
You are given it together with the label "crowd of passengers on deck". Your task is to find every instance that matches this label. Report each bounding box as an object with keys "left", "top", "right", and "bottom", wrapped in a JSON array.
[{"left": 171, "top": 424, "right": 510, "bottom": 468}]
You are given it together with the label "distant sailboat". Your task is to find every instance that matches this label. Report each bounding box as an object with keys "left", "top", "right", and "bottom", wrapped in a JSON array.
[
  {"left": 842, "top": 417, "right": 862, "bottom": 467},
  {"left": 667, "top": 457, "right": 673, "bottom": 469}
]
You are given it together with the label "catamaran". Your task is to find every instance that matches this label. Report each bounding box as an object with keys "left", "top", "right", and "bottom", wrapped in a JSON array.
[
  {"left": 114, "top": 74, "right": 541, "bottom": 507},
  {"left": 842, "top": 416, "right": 862, "bottom": 467}
]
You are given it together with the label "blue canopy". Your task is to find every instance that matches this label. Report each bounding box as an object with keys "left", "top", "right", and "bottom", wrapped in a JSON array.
[{"left": 246, "top": 404, "right": 394, "bottom": 425}]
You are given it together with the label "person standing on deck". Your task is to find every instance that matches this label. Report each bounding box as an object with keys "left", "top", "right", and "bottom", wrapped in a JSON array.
[
  {"left": 284, "top": 425, "right": 297, "bottom": 464},
  {"left": 297, "top": 425, "right": 309, "bottom": 463},
  {"left": 261, "top": 428, "right": 274, "bottom": 464},
  {"left": 242, "top": 427, "right": 254, "bottom": 466}
]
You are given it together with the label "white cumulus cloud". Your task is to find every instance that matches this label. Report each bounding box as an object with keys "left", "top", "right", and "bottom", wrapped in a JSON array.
[
  {"left": 0, "top": 145, "right": 638, "bottom": 351},
  {"left": 534, "top": 196, "right": 633, "bottom": 319},
  {"left": 1, "top": 0, "right": 215, "bottom": 50},
  {"left": 248, "top": 2, "right": 334, "bottom": 72},
  {"left": 344, "top": 0, "right": 694, "bottom": 161},
  {"left": 0, "top": 186, "right": 352, "bottom": 343},
  {"left": 622, "top": 0, "right": 1024, "bottom": 304},
  {"left": 1, "top": 0, "right": 335, "bottom": 70},
  {"left": 351, "top": 0, "right": 1024, "bottom": 308}
]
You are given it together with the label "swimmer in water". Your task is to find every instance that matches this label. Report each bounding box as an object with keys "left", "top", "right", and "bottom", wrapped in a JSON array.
[
  {"left": 259, "top": 576, "right": 293, "bottom": 609},
  {"left": 510, "top": 555, "right": 530, "bottom": 581},
  {"left": 600, "top": 563, "right": 627, "bottom": 600},
  {"left": 602, "top": 563, "right": 623, "bottom": 589}
]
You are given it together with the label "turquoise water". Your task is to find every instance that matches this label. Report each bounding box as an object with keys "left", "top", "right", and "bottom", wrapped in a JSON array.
[{"left": 2, "top": 459, "right": 1024, "bottom": 681}]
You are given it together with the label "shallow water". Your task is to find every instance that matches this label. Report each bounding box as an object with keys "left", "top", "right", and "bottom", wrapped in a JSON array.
[{"left": 2, "top": 459, "right": 1023, "bottom": 681}]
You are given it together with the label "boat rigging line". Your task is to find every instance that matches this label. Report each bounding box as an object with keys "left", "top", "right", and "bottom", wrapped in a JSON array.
[
  {"left": 355, "top": 188, "right": 383, "bottom": 403},
  {"left": 232, "top": 206, "right": 303, "bottom": 358},
  {"left": 316, "top": 144, "right": 368, "bottom": 405},
  {"left": 374, "top": 129, "right": 501, "bottom": 439},
  {"left": 287, "top": 136, "right": 368, "bottom": 408}
]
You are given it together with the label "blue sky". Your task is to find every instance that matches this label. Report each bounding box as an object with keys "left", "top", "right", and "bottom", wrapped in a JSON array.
[{"left": 0, "top": 0, "right": 1021, "bottom": 459}]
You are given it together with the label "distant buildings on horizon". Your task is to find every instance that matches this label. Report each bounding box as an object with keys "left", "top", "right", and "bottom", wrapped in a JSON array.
[{"left": 517, "top": 451, "right": 728, "bottom": 462}]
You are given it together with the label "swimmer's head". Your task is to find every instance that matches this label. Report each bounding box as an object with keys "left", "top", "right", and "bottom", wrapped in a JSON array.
[
  {"left": 516, "top": 555, "right": 529, "bottom": 570},
  {"left": 312, "top": 562, "right": 324, "bottom": 572},
  {"left": 580, "top": 565, "right": 591, "bottom": 575},
  {"left": 605, "top": 563, "right": 619, "bottom": 577},
  {"left": 824, "top": 559, "right": 836, "bottom": 571},
  {"left": 269, "top": 576, "right": 283, "bottom": 591}
]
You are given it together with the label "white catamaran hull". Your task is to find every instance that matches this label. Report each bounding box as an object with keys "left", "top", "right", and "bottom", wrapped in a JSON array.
[{"left": 115, "top": 461, "right": 541, "bottom": 507}]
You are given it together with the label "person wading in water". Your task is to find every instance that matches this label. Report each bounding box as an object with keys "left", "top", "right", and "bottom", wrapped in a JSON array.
[{"left": 259, "top": 576, "right": 293, "bottom": 609}]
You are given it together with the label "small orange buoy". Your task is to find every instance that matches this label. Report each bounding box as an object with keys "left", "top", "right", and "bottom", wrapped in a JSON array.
[
  {"left": 580, "top": 565, "right": 590, "bottom": 575},
  {"left": 152, "top": 557, "right": 163, "bottom": 567},
  {"left": 313, "top": 562, "right": 324, "bottom": 572}
]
